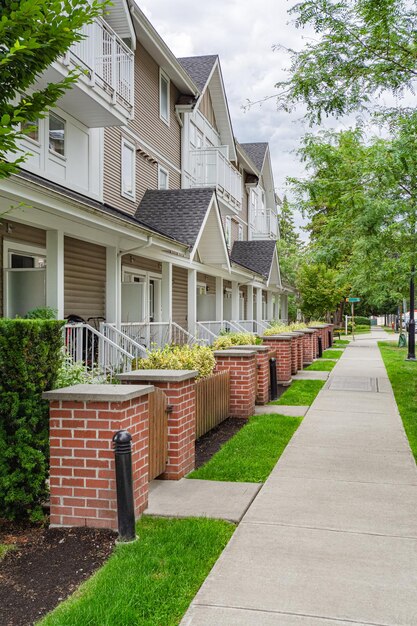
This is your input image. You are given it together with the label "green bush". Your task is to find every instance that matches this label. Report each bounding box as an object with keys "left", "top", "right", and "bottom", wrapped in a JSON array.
[
  {"left": 133, "top": 344, "right": 215, "bottom": 379},
  {"left": 55, "top": 353, "right": 107, "bottom": 388},
  {"left": 24, "top": 306, "right": 57, "bottom": 320},
  {"left": 352, "top": 316, "right": 371, "bottom": 326},
  {"left": 0, "top": 319, "right": 64, "bottom": 521},
  {"left": 212, "top": 332, "right": 258, "bottom": 350}
]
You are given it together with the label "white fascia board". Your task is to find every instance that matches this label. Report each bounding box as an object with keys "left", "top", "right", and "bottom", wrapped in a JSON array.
[
  {"left": 130, "top": 4, "right": 199, "bottom": 96},
  {"left": 190, "top": 195, "right": 231, "bottom": 271},
  {"left": 267, "top": 246, "right": 282, "bottom": 288}
]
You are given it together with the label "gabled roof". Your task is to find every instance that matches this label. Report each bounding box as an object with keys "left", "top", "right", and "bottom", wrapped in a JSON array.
[
  {"left": 240, "top": 143, "right": 269, "bottom": 172},
  {"left": 230, "top": 240, "right": 277, "bottom": 280},
  {"left": 177, "top": 55, "right": 218, "bottom": 92}
]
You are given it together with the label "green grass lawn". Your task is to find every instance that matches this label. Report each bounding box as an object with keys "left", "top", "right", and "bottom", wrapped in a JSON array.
[
  {"left": 270, "top": 380, "right": 325, "bottom": 406},
  {"left": 305, "top": 359, "right": 335, "bottom": 371},
  {"left": 321, "top": 349, "right": 343, "bottom": 360},
  {"left": 38, "top": 517, "right": 234, "bottom": 626},
  {"left": 379, "top": 342, "right": 417, "bottom": 463},
  {"left": 188, "top": 413, "right": 302, "bottom": 483},
  {"left": 383, "top": 326, "right": 396, "bottom": 334},
  {"left": 333, "top": 339, "right": 349, "bottom": 347}
]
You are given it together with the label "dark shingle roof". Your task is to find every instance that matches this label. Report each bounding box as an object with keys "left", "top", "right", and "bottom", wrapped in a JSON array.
[
  {"left": 177, "top": 55, "right": 218, "bottom": 91},
  {"left": 135, "top": 188, "right": 215, "bottom": 248},
  {"left": 231, "top": 240, "right": 277, "bottom": 279},
  {"left": 240, "top": 142, "right": 268, "bottom": 172}
]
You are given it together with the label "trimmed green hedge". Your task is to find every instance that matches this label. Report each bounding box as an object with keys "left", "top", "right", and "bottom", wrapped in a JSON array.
[
  {"left": 352, "top": 316, "right": 371, "bottom": 326},
  {"left": 0, "top": 319, "right": 64, "bottom": 521}
]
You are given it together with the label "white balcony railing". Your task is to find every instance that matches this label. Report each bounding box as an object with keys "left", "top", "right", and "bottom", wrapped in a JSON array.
[
  {"left": 68, "top": 17, "right": 134, "bottom": 111},
  {"left": 252, "top": 208, "right": 278, "bottom": 239},
  {"left": 190, "top": 148, "right": 242, "bottom": 210},
  {"left": 119, "top": 322, "right": 203, "bottom": 350}
]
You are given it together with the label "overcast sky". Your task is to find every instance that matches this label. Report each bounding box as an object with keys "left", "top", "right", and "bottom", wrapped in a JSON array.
[{"left": 139, "top": 0, "right": 316, "bottom": 233}]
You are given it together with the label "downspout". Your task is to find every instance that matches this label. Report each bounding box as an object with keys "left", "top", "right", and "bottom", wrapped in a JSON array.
[{"left": 118, "top": 236, "right": 154, "bottom": 258}]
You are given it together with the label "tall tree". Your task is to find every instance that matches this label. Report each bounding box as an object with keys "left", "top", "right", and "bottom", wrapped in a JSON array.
[{"left": 0, "top": 0, "right": 106, "bottom": 179}]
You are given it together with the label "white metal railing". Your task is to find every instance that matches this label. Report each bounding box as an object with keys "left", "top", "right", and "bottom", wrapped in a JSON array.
[
  {"left": 120, "top": 322, "right": 202, "bottom": 350},
  {"left": 63, "top": 323, "right": 135, "bottom": 379},
  {"left": 100, "top": 323, "right": 148, "bottom": 360},
  {"left": 195, "top": 322, "right": 217, "bottom": 345},
  {"left": 69, "top": 17, "right": 134, "bottom": 110},
  {"left": 233, "top": 320, "right": 270, "bottom": 334},
  {"left": 252, "top": 208, "right": 278, "bottom": 239},
  {"left": 195, "top": 320, "right": 245, "bottom": 345},
  {"left": 190, "top": 148, "right": 242, "bottom": 209}
]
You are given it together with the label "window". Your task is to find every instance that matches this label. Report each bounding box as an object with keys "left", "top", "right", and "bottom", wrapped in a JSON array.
[
  {"left": 238, "top": 224, "right": 243, "bottom": 241},
  {"left": 22, "top": 119, "right": 39, "bottom": 143},
  {"left": 158, "top": 166, "right": 169, "bottom": 190},
  {"left": 121, "top": 139, "right": 136, "bottom": 199},
  {"left": 49, "top": 113, "right": 65, "bottom": 156},
  {"left": 159, "top": 70, "right": 170, "bottom": 124},
  {"left": 225, "top": 216, "right": 232, "bottom": 246}
]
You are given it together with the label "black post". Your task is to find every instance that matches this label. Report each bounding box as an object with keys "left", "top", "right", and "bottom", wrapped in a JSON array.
[
  {"left": 318, "top": 336, "right": 323, "bottom": 358},
  {"left": 328, "top": 330, "right": 332, "bottom": 348},
  {"left": 269, "top": 357, "right": 278, "bottom": 401},
  {"left": 408, "top": 266, "right": 416, "bottom": 360},
  {"left": 112, "top": 430, "right": 136, "bottom": 542}
]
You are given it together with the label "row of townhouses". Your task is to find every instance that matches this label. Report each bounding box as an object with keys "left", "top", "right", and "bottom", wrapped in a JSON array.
[{"left": 0, "top": 1, "right": 290, "bottom": 356}]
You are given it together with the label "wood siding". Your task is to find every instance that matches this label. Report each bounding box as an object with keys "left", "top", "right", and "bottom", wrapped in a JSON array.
[
  {"left": 0, "top": 221, "right": 46, "bottom": 317},
  {"left": 173, "top": 265, "right": 188, "bottom": 330},
  {"left": 197, "top": 272, "right": 216, "bottom": 293},
  {"left": 64, "top": 237, "right": 106, "bottom": 320},
  {"left": 122, "top": 253, "right": 161, "bottom": 274},
  {"left": 199, "top": 89, "right": 218, "bottom": 131}
]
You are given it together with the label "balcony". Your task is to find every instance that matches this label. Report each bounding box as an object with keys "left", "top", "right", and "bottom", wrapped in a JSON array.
[
  {"left": 190, "top": 148, "right": 242, "bottom": 212},
  {"left": 38, "top": 17, "right": 134, "bottom": 128},
  {"left": 251, "top": 208, "right": 278, "bottom": 240}
]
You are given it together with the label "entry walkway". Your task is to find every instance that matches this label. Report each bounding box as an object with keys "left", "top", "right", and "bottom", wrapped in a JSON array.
[{"left": 182, "top": 328, "right": 417, "bottom": 626}]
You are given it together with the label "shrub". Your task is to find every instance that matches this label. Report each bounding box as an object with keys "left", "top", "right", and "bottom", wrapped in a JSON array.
[
  {"left": 0, "top": 319, "right": 64, "bottom": 521},
  {"left": 24, "top": 306, "right": 58, "bottom": 320},
  {"left": 133, "top": 344, "right": 215, "bottom": 379},
  {"left": 212, "top": 332, "right": 258, "bottom": 350},
  {"left": 54, "top": 353, "right": 107, "bottom": 388},
  {"left": 352, "top": 316, "right": 371, "bottom": 326}
]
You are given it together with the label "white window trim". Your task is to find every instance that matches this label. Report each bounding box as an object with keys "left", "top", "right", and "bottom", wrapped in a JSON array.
[
  {"left": 121, "top": 138, "right": 136, "bottom": 201},
  {"left": 3, "top": 240, "right": 47, "bottom": 318},
  {"left": 158, "top": 165, "right": 169, "bottom": 190},
  {"left": 238, "top": 224, "right": 244, "bottom": 241},
  {"left": 159, "top": 69, "right": 170, "bottom": 126},
  {"left": 49, "top": 111, "right": 66, "bottom": 160},
  {"left": 225, "top": 216, "right": 232, "bottom": 246}
]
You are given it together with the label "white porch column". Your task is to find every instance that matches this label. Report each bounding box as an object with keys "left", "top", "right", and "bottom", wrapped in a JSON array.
[
  {"left": 106, "top": 246, "right": 121, "bottom": 326},
  {"left": 267, "top": 291, "right": 274, "bottom": 321},
  {"left": 187, "top": 268, "right": 197, "bottom": 335},
  {"left": 255, "top": 287, "right": 263, "bottom": 322},
  {"left": 46, "top": 230, "right": 64, "bottom": 319},
  {"left": 161, "top": 261, "right": 172, "bottom": 322},
  {"left": 215, "top": 276, "right": 223, "bottom": 320},
  {"left": 246, "top": 285, "right": 254, "bottom": 320},
  {"left": 281, "top": 294, "right": 288, "bottom": 323},
  {"left": 231, "top": 281, "right": 240, "bottom": 321}
]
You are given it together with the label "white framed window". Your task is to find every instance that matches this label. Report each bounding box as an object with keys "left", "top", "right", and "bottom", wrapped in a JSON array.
[
  {"left": 159, "top": 69, "right": 170, "bottom": 125},
  {"left": 121, "top": 139, "right": 136, "bottom": 200},
  {"left": 238, "top": 224, "right": 243, "bottom": 241},
  {"left": 225, "top": 216, "right": 232, "bottom": 246},
  {"left": 22, "top": 119, "right": 40, "bottom": 144},
  {"left": 3, "top": 241, "right": 47, "bottom": 318},
  {"left": 49, "top": 112, "right": 65, "bottom": 157},
  {"left": 158, "top": 166, "right": 169, "bottom": 190}
]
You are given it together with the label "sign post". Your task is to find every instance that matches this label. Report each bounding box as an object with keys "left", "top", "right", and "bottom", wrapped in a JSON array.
[{"left": 346, "top": 298, "right": 361, "bottom": 341}]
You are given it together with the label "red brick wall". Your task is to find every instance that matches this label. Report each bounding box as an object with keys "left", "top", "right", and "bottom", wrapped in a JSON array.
[
  {"left": 290, "top": 336, "right": 298, "bottom": 375},
  {"left": 215, "top": 353, "right": 257, "bottom": 418},
  {"left": 49, "top": 396, "right": 150, "bottom": 530},
  {"left": 303, "top": 332, "right": 315, "bottom": 365},
  {"left": 296, "top": 335, "right": 304, "bottom": 371},
  {"left": 263, "top": 338, "right": 292, "bottom": 385},
  {"left": 256, "top": 349, "right": 275, "bottom": 405}
]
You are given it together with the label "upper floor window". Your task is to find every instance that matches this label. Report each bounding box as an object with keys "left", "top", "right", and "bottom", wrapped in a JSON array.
[
  {"left": 225, "top": 216, "right": 232, "bottom": 246},
  {"left": 159, "top": 70, "right": 170, "bottom": 125},
  {"left": 121, "top": 139, "right": 136, "bottom": 200},
  {"left": 49, "top": 113, "right": 65, "bottom": 156},
  {"left": 158, "top": 166, "right": 169, "bottom": 190},
  {"left": 238, "top": 224, "right": 243, "bottom": 241},
  {"left": 22, "top": 119, "right": 39, "bottom": 143}
]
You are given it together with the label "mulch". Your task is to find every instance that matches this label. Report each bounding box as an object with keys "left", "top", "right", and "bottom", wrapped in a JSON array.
[{"left": 0, "top": 521, "right": 117, "bottom": 626}]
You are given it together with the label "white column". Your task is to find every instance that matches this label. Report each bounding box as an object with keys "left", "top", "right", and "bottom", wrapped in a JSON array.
[
  {"left": 267, "top": 291, "right": 274, "bottom": 321},
  {"left": 106, "top": 246, "right": 121, "bottom": 326},
  {"left": 246, "top": 285, "right": 254, "bottom": 320},
  {"left": 161, "top": 261, "right": 172, "bottom": 322},
  {"left": 187, "top": 268, "right": 197, "bottom": 335},
  {"left": 215, "top": 276, "right": 223, "bottom": 320},
  {"left": 255, "top": 287, "right": 263, "bottom": 322},
  {"left": 281, "top": 294, "right": 288, "bottom": 323},
  {"left": 46, "top": 230, "right": 64, "bottom": 319},
  {"left": 231, "top": 281, "right": 240, "bottom": 321}
]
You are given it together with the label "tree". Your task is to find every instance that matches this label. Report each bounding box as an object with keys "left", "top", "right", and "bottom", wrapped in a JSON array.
[
  {"left": 0, "top": 0, "right": 106, "bottom": 179},
  {"left": 277, "top": 195, "right": 304, "bottom": 286},
  {"left": 297, "top": 262, "right": 346, "bottom": 319},
  {"left": 276, "top": 0, "right": 417, "bottom": 123}
]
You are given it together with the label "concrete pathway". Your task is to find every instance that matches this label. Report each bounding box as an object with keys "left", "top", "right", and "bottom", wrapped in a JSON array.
[
  {"left": 254, "top": 405, "right": 309, "bottom": 416},
  {"left": 292, "top": 370, "right": 330, "bottom": 381},
  {"left": 182, "top": 327, "right": 417, "bottom": 626}
]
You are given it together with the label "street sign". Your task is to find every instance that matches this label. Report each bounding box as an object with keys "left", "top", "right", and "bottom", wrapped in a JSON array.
[{"left": 347, "top": 297, "right": 361, "bottom": 303}]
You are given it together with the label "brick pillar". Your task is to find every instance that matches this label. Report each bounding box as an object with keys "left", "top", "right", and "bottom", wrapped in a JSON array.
[
  {"left": 214, "top": 349, "right": 257, "bottom": 418},
  {"left": 326, "top": 324, "right": 334, "bottom": 347},
  {"left": 287, "top": 333, "right": 299, "bottom": 374},
  {"left": 310, "top": 326, "right": 326, "bottom": 355},
  {"left": 232, "top": 345, "right": 275, "bottom": 405},
  {"left": 262, "top": 335, "right": 293, "bottom": 385},
  {"left": 292, "top": 332, "right": 305, "bottom": 370},
  {"left": 119, "top": 370, "right": 197, "bottom": 480},
  {"left": 43, "top": 384, "right": 153, "bottom": 530},
  {"left": 302, "top": 329, "right": 315, "bottom": 365}
]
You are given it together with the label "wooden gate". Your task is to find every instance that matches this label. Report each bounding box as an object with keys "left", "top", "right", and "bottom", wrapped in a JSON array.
[
  {"left": 195, "top": 371, "right": 230, "bottom": 439},
  {"left": 148, "top": 387, "right": 168, "bottom": 480}
]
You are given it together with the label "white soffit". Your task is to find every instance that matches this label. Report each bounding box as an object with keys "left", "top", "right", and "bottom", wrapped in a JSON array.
[
  {"left": 192, "top": 199, "right": 230, "bottom": 269},
  {"left": 104, "top": 0, "right": 136, "bottom": 48}
]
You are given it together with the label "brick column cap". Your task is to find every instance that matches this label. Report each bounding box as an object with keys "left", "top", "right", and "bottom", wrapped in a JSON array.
[
  {"left": 302, "top": 328, "right": 316, "bottom": 334},
  {"left": 43, "top": 383, "right": 154, "bottom": 402},
  {"left": 213, "top": 349, "right": 257, "bottom": 357},
  {"left": 262, "top": 334, "right": 293, "bottom": 340},
  {"left": 118, "top": 369, "right": 198, "bottom": 383},
  {"left": 308, "top": 325, "right": 326, "bottom": 329},
  {"left": 231, "top": 345, "right": 270, "bottom": 352},
  {"left": 291, "top": 330, "right": 306, "bottom": 336}
]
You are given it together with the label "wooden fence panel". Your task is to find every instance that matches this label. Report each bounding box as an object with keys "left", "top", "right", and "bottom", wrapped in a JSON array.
[
  {"left": 195, "top": 371, "right": 230, "bottom": 439},
  {"left": 148, "top": 387, "right": 168, "bottom": 480}
]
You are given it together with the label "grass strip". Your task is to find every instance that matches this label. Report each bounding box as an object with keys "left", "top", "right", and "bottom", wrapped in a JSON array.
[
  {"left": 321, "top": 349, "right": 343, "bottom": 360},
  {"left": 38, "top": 517, "right": 234, "bottom": 626},
  {"left": 270, "top": 380, "right": 325, "bottom": 406},
  {"left": 305, "top": 360, "right": 335, "bottom": 372},
  {"left": 188, "top": 413, "right": 302, "bottom": 483},
  {"left": 379, "top": 342, "right": 417, "bottom": 463},
  {"left": 333, "top": 339, "right": 349, "bottom": 347}
]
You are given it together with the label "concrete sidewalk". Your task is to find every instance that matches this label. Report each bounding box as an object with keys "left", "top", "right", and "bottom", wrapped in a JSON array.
[{"left": 182, "top": 327, "right": 417, "bottom": 626}]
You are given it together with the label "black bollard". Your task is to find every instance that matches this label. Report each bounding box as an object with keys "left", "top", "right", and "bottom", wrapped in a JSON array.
[
  {"left": 318, "top": 336, "right": 323, "bottom": 358},
  {"left": 269, "top": 357, "right": 278, "bottom": 401},
  {"left": 112, "top": 430, "right": 136, "bottom": 542},
  {"left": 328, "top": 330, "right": 332, "bottom": 348}
]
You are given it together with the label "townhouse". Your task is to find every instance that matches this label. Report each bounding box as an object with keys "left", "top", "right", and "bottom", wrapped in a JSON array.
[{"left": 0, "top": 0, "right": 290, "bottom": 359}]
